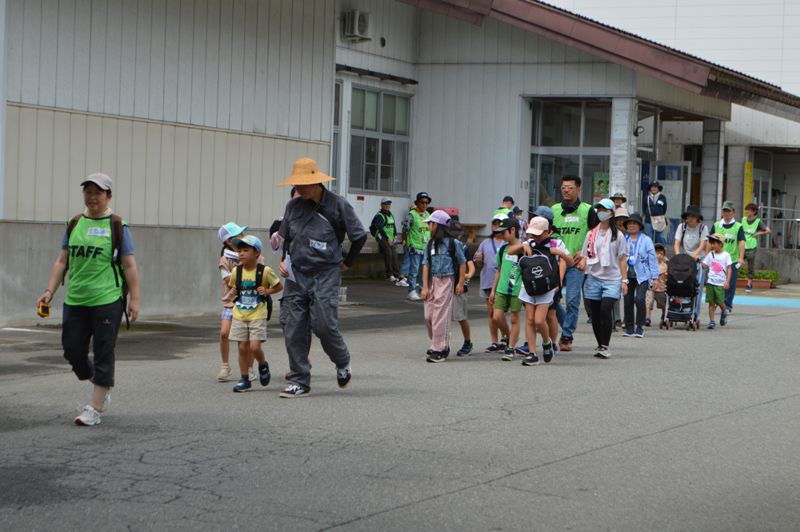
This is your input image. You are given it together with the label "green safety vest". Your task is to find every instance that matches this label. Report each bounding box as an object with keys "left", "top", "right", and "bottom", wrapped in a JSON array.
[
  {"left": 742, "top": 217, "right": 761, "bottom": 250},
  {"left": 713, "top": 219, "right": 743, "bottom": 262},
  {"left": 552, "top": 202, "right": 591, "bottom": 256},
  {"left": 406, "top": 209, "right": 430, "bottom": 250},
  {"left": 378, "top": 211, "right": 396, "bottom": 241},
  {"left": 65, "top": 215, "right": 127, "bottom": 307}
]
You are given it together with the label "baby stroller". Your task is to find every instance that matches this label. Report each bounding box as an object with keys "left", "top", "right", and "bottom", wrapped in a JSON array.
[{"left": 663, "top": 253, "right": 699, "bottom": 331}]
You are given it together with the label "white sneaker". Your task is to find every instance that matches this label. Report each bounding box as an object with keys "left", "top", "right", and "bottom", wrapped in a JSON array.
[
  {"left": 75, "top": 405, "right": 102, "bottom": 426},
  {"left": 593, "top": 346, "right": 611, "bottom": 359},
  {"left": 389, "top": 275, "right": 398, "bottom": 282},
  {"left": 407, "top": 290, "right": 421, "bottom": 301},
  {"left": 395, "top": 279, "right": 409, "bottom": 287},
  {"left": 217, "top": 363, "right": 232, "bottom": 382}
]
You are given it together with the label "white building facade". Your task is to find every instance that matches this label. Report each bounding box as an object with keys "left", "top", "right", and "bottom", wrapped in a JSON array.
[{"left": 2, "top": 0, "right": 799, "bottom": 322}]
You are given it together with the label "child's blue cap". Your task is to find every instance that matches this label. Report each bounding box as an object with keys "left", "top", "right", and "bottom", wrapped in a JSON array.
[
  {"left": 232, "top": 234, "right": 263, "bottom": 253},
  {"left": 218, "top": 222, "right": 248, "bottom": 242}
]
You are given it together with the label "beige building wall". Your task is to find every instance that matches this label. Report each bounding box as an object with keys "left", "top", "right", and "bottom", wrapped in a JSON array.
[{"left": 4, "top": 104, "right": 329, "bottom": 227}]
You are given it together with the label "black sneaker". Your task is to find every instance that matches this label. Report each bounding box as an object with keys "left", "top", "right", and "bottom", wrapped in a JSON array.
[
  {"left": 336, "top": 365, "right": 351, "bottom": 388},
  {"left": 426, "top": 351, "right": 446, "bottom": 363},
  {"left": 542, "top": 343, "right": 554, "bottom": 363},
  {"left": 426, "top": 348, "right": 433, "bottom": 356},
  {"left": 622, "top": 327, "right": 634, "bottom": 337},
  {"left": 521, "top": 353, "right": 540, "bottom": 366},
  {"left": 456, "top": 341, "right": 473, "bottom": 356},
  {"left": 442, "top": 346, "right": 451, "bottom": 359},
  {"left": 485, "top": 343, "right": 501, "bottom": 353},
  {"left": 720, "top": 310, "right": 728, "bottom": 326},
  {"left": 500, "top": 338, "right": 510, "bottom": 350},
  {"left": 258, "top": 362, "right": 271, "bottom": 386},
  {"left": 279, "top": 384, "right": 310, "bottom": 398}
]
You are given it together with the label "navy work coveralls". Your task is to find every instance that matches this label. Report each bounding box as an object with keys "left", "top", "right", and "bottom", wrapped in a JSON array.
[{"left": 278, "top": 188, "right": 367, "bottom": 390}]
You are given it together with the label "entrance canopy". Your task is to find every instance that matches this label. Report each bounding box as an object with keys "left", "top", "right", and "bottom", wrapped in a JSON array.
[{"left": 400, "top": 0, "right": 800, "bottom": 122}]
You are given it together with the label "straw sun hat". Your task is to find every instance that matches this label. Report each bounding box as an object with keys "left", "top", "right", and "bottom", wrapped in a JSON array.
[{"left": 279, "top": 157, "right": 335, "bottom": 187}]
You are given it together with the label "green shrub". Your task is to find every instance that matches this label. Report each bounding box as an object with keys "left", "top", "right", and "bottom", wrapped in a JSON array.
[{"left": 737, "top": 268, "right": 779, "bottom": 282}]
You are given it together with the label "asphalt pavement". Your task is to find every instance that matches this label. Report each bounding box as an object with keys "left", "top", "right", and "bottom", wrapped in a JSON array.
[{"left": 1, "top": 280, "right": 799, "bottom": 531}]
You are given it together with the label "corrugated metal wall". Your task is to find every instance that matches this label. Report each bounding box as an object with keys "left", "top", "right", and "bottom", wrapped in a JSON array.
[
  {"left": 4, "top": 0, "right": 334, "bottom": 226},
  {"left": 6, "top": 0, "right": 334, "bottom": 141},
  {"left": 4, "top": 104, "right": 329, "bottom": 226},
  {"left": 410, "top": 13, "right": 636, "bottom": 222}
]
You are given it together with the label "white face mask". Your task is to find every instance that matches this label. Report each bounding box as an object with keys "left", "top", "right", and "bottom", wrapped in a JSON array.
[{"left": 597, "top": 211, "right": 612, "bottom": 222}]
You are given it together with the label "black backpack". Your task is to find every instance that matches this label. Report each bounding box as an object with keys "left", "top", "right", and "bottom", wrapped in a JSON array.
[
  {"left": 234, "top": 263, "right": 273, "bottom": 321},
  {"left": 519, "top": 241, "right": 560, "bottom": 296}
]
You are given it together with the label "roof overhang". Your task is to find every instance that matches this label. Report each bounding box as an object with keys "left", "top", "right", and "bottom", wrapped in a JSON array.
[{"left": 398, "top": 0, "right": 800, "bottom": 122}]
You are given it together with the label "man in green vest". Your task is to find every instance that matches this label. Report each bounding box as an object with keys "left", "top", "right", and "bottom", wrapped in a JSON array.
[
  {"left": 37, "top": 173, "right": 140, "bottom": 427},
  {"left": 552, "top": 175, "right": 599, "bottom": 352},
  {"left": 402, "top": 192, "right": 432, "bottom": 301},
  {"left": 710, "top": 200, "right": 746, "bottom": 311},
  {"left": 371, "top": 198, "right": 407, "bottom": 287},
  {"left": 742, "top": 203, "right": 772, "bottom": 293}
]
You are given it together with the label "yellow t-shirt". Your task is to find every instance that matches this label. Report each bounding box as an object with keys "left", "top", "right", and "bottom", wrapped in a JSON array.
[{"left": 227, "top": 265, "right": 281, "bottom": 322}]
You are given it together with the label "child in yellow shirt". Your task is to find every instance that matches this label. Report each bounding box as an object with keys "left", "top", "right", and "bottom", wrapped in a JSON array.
[{"left": 228, "top": 235, "right": 283, "bottom": 392}]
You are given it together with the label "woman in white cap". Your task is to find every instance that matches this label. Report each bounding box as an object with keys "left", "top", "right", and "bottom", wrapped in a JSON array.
[
  {"left": 575, "top": 199, "right": 629, "bottom": 359},
  {"left": 276, "top": 158, "right": 367, "bottom": 397},
  {"left": 36, "top": 173, "right": 140, "bottom": 426}
]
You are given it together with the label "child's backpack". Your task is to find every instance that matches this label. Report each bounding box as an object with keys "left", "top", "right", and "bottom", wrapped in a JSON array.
[
  {"left": 234, "top": 264, "right": 273, "bottom": 321},
  {"left": 519, "top": 240, "right": 560, "bottom": 296}
]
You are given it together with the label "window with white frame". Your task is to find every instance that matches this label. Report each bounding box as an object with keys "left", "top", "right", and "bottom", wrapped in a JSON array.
[{"left": 349, "top": 88, "right": 410, "bottom": 194}]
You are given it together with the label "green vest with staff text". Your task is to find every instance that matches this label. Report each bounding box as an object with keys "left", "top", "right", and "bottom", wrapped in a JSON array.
[
  {"left": 552, "top": 202, "right": 591, "bottom": 255},
  {"left": 66, "top": 216, "right": 126, "bottom": 307}
]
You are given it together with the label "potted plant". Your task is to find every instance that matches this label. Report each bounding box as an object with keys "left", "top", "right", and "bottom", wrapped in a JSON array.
[{"left": 736, "top": 268, "right": 779, "bottom": 289}]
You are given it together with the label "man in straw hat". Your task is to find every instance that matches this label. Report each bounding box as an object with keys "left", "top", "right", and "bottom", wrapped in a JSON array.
[{"left": 276, "top": 158, "right": 367, "bottom": 398}]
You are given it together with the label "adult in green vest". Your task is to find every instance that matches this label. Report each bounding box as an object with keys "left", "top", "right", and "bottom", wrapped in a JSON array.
[
  {"left": 371, "top": 198, "right": 407, "bottom": 287},
  {"left": 742, "top": 203, "right": 772, "bottom": 293},
  {"left": 402, "top": 192, "right": 432, "bottom": 301},
  {"left": 37, "top": 173, "right": 140, "bottom": 427},
  {"left": 710, "top": 200, "right": 745, "bottom": 312},
  {"left": 552, "top": 175, "right": 599, "bottom": 352}
]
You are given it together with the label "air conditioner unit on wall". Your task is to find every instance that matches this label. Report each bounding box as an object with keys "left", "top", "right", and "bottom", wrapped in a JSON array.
[{"left": 342, "top": 10, "right": 370, "bottom": 43}]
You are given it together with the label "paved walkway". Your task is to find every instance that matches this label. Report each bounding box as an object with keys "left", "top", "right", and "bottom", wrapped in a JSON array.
[{"left": 1, "top": 281, "right": 799, "bottom": 531}]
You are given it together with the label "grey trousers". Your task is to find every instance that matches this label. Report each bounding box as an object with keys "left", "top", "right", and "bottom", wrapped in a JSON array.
[{"left": 280, "top": 266, "right": 350, "bottom": 389}]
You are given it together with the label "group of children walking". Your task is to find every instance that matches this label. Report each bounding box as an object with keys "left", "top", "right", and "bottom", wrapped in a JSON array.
[
  {"left": 214, "top": 197, "right": 763, "bottom": 377},
  {"left": 419, "top": 196, "right": 758, "bottom": 364}
]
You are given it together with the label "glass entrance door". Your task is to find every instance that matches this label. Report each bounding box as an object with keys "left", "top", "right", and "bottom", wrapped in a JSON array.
[
  {"left": 652, "top": 161, "right": 691, "bottom": 242},
  {"left": 751, "top": 168, "right": 772, "bottom": 208}
]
